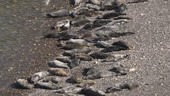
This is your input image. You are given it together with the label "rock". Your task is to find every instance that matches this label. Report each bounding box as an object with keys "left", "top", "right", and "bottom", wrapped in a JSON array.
[
  {"left": 101, "top": 41, "right": 130, "bottom": 52},
  {"left": 48, "top": 68, "right": 68, "bottom": 76},
  {"left": 30, "top": 71, "right": 50, "bottom": 83},
  {"left": 85, "top": 3, "right": 101, "bottom": 10},
  {"left": 56, "top": 57, "right": 72, "bottom": 63},
  {"left": 90, "top": 52, "right": 110, "bottom": 59},
  {"left": 35, "top": 81, "right": 62, "bottom": 90},
  {"left": 68, "top": 58, "right": 81, "bottom": 69},
  {"left": 106, "top": 82, "right": 139, "bottom": 93},
  {"left": 48, "top": 60, "right": 68, "bottom": 69},
  {"left": 109, "top": 65, "right": 128, "bottom": 76},
  {"left": 16, "top": 79, "right": 34, "bottom": 89},
  {"left": 53, "top": 20, "right": 71, "bottom": 31},
  {"left": 55, "top": 86, "right": 82, "bottom": 94},
  {"left": 47, "top": 9, "right": 70, "bottom": 18},
  {"left": 79, "top": 87, "right": 106, "bottom": 96},
  {"left": 67, "top": 76, "right": 83, "bottom": 84}
]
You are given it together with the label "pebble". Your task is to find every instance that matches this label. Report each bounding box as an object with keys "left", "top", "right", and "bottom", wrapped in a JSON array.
[
  {"left": 48, "top": 68, "right": 68, "bottom": 76},
  {"left": 79, "top": 87, "right": 106, "bottom": 96},
  {"left": 30, "top": 71, "right": 50, "bottom": 83},
  {"left": 47, "top": 9, "right": 70, "bottom": 18},
  {"left": 48, "top": 60, "right": 69, "bottom": 69},
  {"left": 16, "top": 79, "right": 34, "bottom": 89}
]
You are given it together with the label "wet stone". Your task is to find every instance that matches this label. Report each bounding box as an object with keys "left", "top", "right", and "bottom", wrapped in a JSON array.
[
  {"left": 30, "top": 71, "right": 50, "bottom": 83},
  {"left": 47, "top": 9, "right": 70, "bottom": 18},
  {"left": 48, "top": 60, "right": 69, "bottom": 69},
  {"left": 79, "top": 87, "right": 106, "bottom": 96},
  {"left": 16, "top": 79, "right": 34, "bottom": 89}
]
